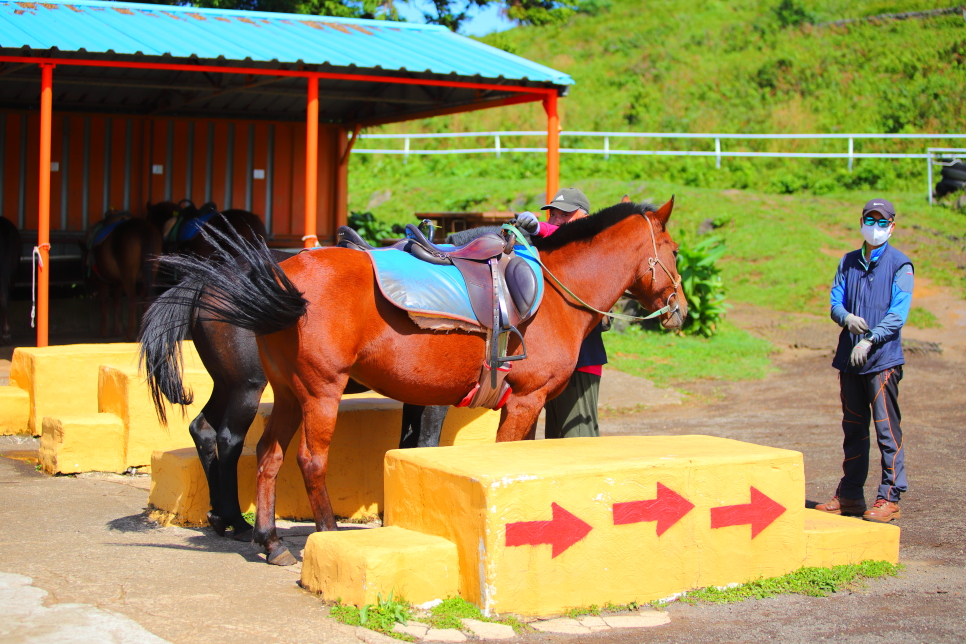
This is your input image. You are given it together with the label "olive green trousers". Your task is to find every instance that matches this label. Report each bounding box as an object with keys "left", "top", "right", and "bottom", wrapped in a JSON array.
[{"left": 544, "top": 371, "right": 601, "bottom": 439}]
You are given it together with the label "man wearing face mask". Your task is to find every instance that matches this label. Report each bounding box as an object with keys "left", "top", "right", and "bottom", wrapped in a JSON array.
[
  {"left": 816, "top": 199, "right": 913, "bottom": 523},
  {"left": 516, "top": 188, "right": 607, "bottom": 439}
]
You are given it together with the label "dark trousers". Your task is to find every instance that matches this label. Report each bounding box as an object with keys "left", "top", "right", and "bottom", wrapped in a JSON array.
[
  {"left": 545, "top": 371, "right": 601, "bottom": 439},
  {"left": 837, "top": 367, "right": 906, "bottom": 503}
]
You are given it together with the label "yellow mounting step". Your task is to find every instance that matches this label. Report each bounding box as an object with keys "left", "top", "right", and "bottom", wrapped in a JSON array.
[
  {"left": 802, "top": 509, "right": 900, "bottom": 567},
  {"left": 39, "top": 414, "right": 126, "bottom": 474},
  {"left": 0, "top": 387, "right": 29, "bottom": 436},
  {"left": 301, "top": 526, "right": 459, "bottom": 608},
  {"left": 385, "top": 435, "right": 806, "bottom": 616}
]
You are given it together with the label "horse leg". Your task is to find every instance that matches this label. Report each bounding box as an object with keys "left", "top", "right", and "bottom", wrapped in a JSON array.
[
  {"left": 215, "top": 379, "right": 266, "bottom": 542},
  {"left": 496, "top": 393, "right": 548, "bottom": 442},
  {"left": 399, "top": 405, "right": 448, "bottom": 449},
  {"left": 188, "top": 411, "right": 227, "bottom": 536},
  {"left": 253, "top": 386, "right": 301, "bottom": 566},
  {"left": 296, "top": 387, "right": 346, "bottom": 533}
]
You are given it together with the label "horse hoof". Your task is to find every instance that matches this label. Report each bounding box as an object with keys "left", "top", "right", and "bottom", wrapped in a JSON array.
[
  {"left": 206, "top": 512, "right": 228, "bottom": 537},
  {"left": 267, "top": 547, "right": 297, "bottom": 566},
  {"left": 233, "top": 528, "right": 253, "bottom": 542}
]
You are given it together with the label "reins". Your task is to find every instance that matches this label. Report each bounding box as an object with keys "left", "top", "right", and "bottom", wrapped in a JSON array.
[{"left": 502, "top": 214, "right": 681, "bottom": 323}]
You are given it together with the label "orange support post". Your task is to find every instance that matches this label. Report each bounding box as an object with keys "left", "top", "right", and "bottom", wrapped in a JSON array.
[
  {"left": 37, "top": 63, "right": 54, "bottom": 348},
  {"left": 303, "top": 75, "right": 319, "bottom": 248},
  {"left": 543, "top": 93, "right": 560, "bottom": 204}
]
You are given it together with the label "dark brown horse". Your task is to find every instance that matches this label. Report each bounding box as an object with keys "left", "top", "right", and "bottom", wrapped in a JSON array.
[
  {"left": 140, "top": 249, "right": 448, "bottom": 543},
  {"left": 160, "top": 198, "right": 686, "bottom": 565},
  {"left": 86, "top": 211, "right": 162, "bottom": 341},
  {"left": 0, "top": 216, "right": 21, "bottom": 345},
  {"left": 147, "top": 200, "right": 267, "bottom": 257}
]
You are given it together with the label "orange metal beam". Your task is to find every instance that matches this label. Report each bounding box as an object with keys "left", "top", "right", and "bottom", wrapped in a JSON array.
[
  {"left": 356, "top": 92, "right": 545, "bottom": 128},
  {"left": 304, "top": 76, "right": 319, "bottom": 249},
  {"left": 37, "top": 63, "right": 53, "bottom": 347},
  {"left": 0, "top": 56, "right": 557, "bottom": 97},
  {"left": 543, "top": 93, "right": 560, "bottom": 204}
]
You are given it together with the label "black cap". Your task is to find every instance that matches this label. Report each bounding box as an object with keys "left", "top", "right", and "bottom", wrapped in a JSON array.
[
  {"left": 541, "top": 188, "right": 591, "bottom": 214},
  {"left": 862, "top": 198, "right": 896, "bottom": 219}
]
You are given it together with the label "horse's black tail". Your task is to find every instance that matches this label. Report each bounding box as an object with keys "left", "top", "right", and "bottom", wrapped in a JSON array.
[
  {"left": 157, "top": 217, "right": 308, "bottom": 336},
  {"left": 138, "top": 275, "right": 202, "bottom": 425}
]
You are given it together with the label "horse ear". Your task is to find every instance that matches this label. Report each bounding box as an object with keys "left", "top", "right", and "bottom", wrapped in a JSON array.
[
  {"left": 621, "top": 194, "right": 631, "bottom": 203},
  {"left": 653, "top": 195, "right": 674, "bottom": 226}
]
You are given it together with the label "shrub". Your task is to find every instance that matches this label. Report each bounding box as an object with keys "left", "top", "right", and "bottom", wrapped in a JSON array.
[
  {"left": 676, "top": 235, "right": 730, "bottom": 338},
  {"left": 348, "top": 211, "right": 395, "bottom": 245}
]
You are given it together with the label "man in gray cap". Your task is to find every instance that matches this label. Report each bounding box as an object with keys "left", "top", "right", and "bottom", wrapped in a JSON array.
[
  {"left": 516, "top": 188, "right": 607, "bottom": 439},
  {"left": 816, "top": 198, "right": 913, "bottom": 523}
]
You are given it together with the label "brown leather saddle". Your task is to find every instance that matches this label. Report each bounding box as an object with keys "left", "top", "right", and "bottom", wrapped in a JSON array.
[{"left": 337, "top": 222, "right": 540, "bottom": 403}]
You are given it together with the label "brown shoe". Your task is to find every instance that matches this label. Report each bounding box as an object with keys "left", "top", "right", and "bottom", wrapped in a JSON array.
[
  {"left": 863, "top": 498, "right": 900, "bottom": 522},
  {"left": 815, "top": 495, "right": 866, "bottom": 516}
]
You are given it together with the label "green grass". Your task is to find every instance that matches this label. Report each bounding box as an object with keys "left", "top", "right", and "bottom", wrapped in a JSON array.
[
  {"left": 330, "top": 592, "right": 414, "bottom": 640},
  {"left": 907, "top": 306, "right": 941, "bottom": 329},
  {"left": 604, "top": 321, "right": 776, "bottom": 384},
  {"left": 673, "top": 560, "right": 902, "bottom": 604},
  {"left": 241, "top": 510, "right": 255, "bottom": 524},
  {"left": 425, "top": 597, "right": 525, "bottom": 633}
]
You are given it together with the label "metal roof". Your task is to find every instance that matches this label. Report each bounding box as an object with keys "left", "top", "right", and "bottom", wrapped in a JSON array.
[{"left": 0, "top": 0, "right": 572, "bottom": 124}]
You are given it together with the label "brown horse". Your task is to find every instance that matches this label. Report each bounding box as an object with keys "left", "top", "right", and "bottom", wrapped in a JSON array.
[
  {"left": 165, "top": 198, "right": 686, "bottom": 564},
  {"left": 86, "top": 211, "right": 162, "bottom": 341}
]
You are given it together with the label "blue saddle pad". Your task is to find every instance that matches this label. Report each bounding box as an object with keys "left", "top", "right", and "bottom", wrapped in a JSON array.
[
  {"left": 90, "top": 215, "right": 130, "bottom": 248},
  {"left": 176, "top": 210, "right": 217, "bottom": 243},
  {"left": 367, "top": 245, "right": 544, "bottom": 327}
]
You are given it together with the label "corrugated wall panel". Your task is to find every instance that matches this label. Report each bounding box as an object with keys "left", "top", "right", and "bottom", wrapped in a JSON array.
[{"left": 2, "top": 111, "right": 343, "bottom": 243}]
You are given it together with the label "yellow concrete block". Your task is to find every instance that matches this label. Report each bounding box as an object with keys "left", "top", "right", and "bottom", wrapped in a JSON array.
[
  {"left": 0, "top": 386, "right": 30, "bottom": 436},
  {"left": 98, "top": 364, "right": 214, "bottom": 469},
  {"left": 38, "top": 414, "right": 126, "bottom": 474},
  {"left": 149, "top": 447, "right": 225, "bottom": 525},
  {"left": 385, "top": 435, "right": 805, "bottom": 616},
  {"left": 802, "top": 509, "right": 900, "bottom": 567},
  {"left": 301, "top": 526, "right": 459, "bottom": 608},
  {"left": 9, "top": 342, "right": 203, "bottom": 436},
  {"left": 153, "top": 398, "right": 501, "bottom": 524}
]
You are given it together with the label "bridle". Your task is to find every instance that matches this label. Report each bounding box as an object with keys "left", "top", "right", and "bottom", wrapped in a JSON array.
[{"left": 502, "top": 213, "right": 681, "bottom": 323}]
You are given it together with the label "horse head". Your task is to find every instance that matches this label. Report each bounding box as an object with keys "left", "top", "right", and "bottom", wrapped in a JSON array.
[{"left": 625, "top": 197, "right": 688, "bottom": 330}]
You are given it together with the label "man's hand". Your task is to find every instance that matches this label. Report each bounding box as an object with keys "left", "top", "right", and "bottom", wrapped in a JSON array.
[
  {"left": 844, "top": 313, "right": 870, "bottom": 335},
  {"left": 849, "top": 339, "right": 873, "bottom": 368},
  {"left": 515, "top": 211, "right": 539, "bottom": 234}
]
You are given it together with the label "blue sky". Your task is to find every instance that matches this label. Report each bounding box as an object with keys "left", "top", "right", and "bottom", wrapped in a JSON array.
[{"left": 395, "top": 0, "right": 515, "bottom": 36}]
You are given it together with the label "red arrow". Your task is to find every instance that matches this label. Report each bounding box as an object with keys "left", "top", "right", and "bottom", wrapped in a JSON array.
[
  {"left": 710, "top": 487, "right": 786, "bottom": 538},
  {"left": 612, "top": 482, "right": 694, "bottom": 536},
  {"left": 505, "top": 502, "right": 593, "bottom": 558}
]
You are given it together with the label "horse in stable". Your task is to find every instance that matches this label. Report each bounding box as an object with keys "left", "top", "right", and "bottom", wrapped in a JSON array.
[{"left": 141, "top": 197, "right": 687, "bottom": 565}]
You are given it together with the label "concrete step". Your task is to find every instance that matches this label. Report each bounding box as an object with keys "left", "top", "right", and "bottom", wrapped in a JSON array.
[
  {"left": 39, "top": 413, "right": 126, "bottom": 474},
  {"left": 0, "top": 386, "right": 29, "bottom": 436},
  {"left": 802, "top": 508, "right": 900, "bottom": 567}
]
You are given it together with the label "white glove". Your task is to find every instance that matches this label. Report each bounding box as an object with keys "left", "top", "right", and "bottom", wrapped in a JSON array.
[
  {"left": 844, "top": 313, "right": 869, "bottom": 336},
  {"left": 849, "top": 339, "right": 873, "bottom": 368},
  {"left": 515, "top": 211, "right": 540, "bottom": 234}
]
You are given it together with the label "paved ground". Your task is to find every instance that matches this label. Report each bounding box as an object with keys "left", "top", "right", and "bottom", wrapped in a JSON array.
[{"left": 1, "top": 294, "right": 964, "bottom": 642}]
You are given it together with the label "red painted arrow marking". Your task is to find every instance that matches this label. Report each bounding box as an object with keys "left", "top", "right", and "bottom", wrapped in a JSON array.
[
  {"left": 710, "top": 486, "right": 786, "bottom": 538},
  {"left": 505, "top": 502, "right": 593, "bottom": 558},
  {"left": 612, "top": 482, "right": 694, "bottom": 536}
]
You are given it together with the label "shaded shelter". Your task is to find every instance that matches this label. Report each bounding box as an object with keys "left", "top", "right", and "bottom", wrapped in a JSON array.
[{"left": 0, "top": 0, "right": 572, "bottom": 345}]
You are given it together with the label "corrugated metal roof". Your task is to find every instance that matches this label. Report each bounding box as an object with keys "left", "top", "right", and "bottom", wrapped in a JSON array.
[{"left": 0, "top": 0, "right": 573, "bottom": 87}]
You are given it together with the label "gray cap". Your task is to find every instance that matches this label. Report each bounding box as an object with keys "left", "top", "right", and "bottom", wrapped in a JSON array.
[
  {"left": 541, "top": 188, "right": 591, "bottom": 214},
  {"left": 862, "top": 198, "right": 896, "bottom": 219}
]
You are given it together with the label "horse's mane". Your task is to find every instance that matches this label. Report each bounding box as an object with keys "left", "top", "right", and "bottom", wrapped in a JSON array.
[{"left": 530, "top": 201, "right": 658, "bottom": 251}]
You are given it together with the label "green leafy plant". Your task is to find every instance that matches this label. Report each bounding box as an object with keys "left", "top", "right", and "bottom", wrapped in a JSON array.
[
  {"left": 425, "top": 597, "right": 525, "bottom": 633},
  {"left": 330, "top": 591, "right": 413, "bottom": 639},
  {"left": 676, "top": 235, "right": 730, "bottom": 338},
  {"left": 348, "top": 211, "right": 395, "bottom": 245}
]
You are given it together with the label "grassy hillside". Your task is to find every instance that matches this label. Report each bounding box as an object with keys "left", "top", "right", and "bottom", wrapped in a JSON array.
[{"left": 352, "top": 0, "right": 966, "bottom": 195}]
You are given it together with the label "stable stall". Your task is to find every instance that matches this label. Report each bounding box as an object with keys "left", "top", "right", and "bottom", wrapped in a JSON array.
[{"left": 0, "top": 0, "right": 572, "bottom": 346}]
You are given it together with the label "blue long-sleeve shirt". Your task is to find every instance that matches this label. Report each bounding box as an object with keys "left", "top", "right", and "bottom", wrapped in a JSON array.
[{"left": 830, "top": 242, "right": 914, "bottom": 344}]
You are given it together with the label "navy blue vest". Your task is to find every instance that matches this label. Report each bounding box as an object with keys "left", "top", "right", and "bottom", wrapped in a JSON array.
[
  {"left": 832, "top": 244, "right": 912, "bottom": 374},
  {"left": 576, "top": 321, "right": 608, "bottom": 369}
]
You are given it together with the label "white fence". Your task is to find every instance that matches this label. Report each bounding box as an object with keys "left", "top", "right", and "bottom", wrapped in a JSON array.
[{"left": 351, "top": 131, "right": 966, "bottom": 203}]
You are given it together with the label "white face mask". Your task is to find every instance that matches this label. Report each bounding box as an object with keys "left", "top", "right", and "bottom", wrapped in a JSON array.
[{"left": 861, "top": 223, "right": 892, "bottom": 247}]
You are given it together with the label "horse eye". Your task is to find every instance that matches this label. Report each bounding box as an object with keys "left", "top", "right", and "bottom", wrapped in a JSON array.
[{"left": 672, "top": 249, "right": 679, "bottom": 258}]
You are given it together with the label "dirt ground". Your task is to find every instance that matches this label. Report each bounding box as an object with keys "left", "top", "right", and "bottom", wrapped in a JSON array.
[{"left": 1, "top": 295, "right": 964, "bottom": 643}]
